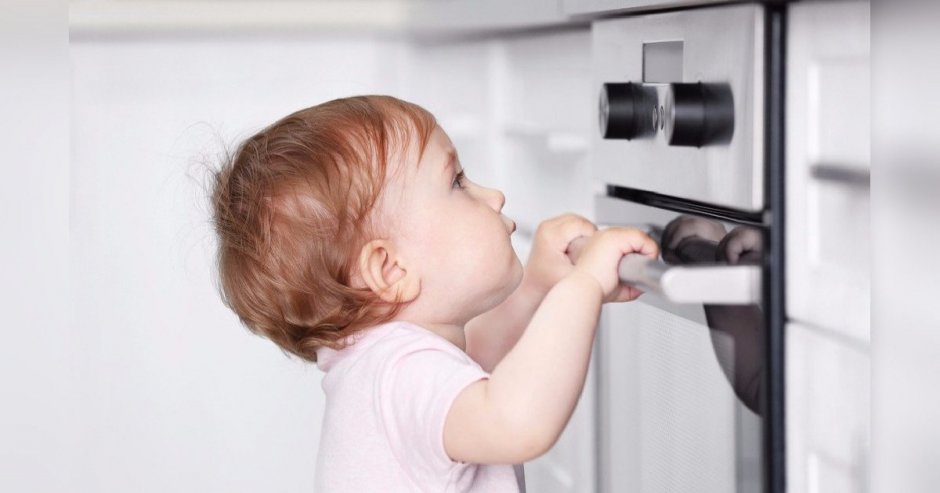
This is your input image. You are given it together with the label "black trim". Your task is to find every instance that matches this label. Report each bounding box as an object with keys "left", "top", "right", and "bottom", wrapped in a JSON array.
[
  {"left": 763, "top": 5, "right": 787, "bottom": 493},
  {"left": 605, "top": 184, "right": 766, "bottom": 227}
]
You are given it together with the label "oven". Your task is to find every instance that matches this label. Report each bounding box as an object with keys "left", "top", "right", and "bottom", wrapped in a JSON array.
[{"left": 587, "top": 3, "right": 786, "bottom": 493}]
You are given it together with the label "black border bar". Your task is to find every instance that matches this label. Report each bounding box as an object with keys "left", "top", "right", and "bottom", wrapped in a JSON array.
[
  {"left": 605, "top": 184, "right": 766, "bottom": 227},
  {"left": 763, "top": 4, "right": 787, "bottom": 493}
]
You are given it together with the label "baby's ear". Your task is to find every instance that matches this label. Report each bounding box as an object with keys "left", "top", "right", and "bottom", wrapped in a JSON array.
[{"left": 356, "top": 239, "right": 420, "bottom": 304}]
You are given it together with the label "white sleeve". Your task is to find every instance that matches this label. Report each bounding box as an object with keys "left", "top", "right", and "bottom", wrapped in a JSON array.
[{"left": 377, "top": 346, "right": 489, "bottom": 476}]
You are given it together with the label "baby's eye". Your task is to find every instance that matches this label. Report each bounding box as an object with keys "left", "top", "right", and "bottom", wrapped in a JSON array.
[{"left": 452, "top": 170, "right": 466, "bottom": 190}]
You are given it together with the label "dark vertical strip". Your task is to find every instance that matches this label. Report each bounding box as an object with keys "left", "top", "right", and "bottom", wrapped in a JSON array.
[{"left": 763, "top": 4, "right": 787, "bottom": 493}]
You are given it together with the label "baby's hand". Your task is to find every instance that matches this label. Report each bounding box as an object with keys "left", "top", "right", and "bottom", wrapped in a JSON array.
[
  {"left": 523, "top": 214, "right": 598, "bottom": 296},
  {"left": 571, "top": 227, "right": 659, "bottom": 303}
]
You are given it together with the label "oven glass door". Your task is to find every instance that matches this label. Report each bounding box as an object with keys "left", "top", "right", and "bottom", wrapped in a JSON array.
[{"left": 594, "top": 194, "right": 765, "bottom": 492}]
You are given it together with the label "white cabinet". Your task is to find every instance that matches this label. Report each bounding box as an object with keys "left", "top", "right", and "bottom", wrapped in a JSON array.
[
  {"left": 786, "top": 0, "right": 871, "bottom": 342},
  {"left": 400, "top": 29, "right": 595, "bottom": 239},
  {"left": 786, "top": 323, "right": 870, "bottom": 493},
  {"left": 786, "top": 5, "right": 871, "bottom": 493},
  {"left": 497, "top": 30, "right": 595, "bottom": 235},
  {"left": 407, "top": 0, "right": 569, "bottom": 32}
]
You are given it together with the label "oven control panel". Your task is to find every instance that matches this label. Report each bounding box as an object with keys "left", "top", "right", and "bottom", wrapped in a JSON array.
[
  {"left": 592, "top": 4, "right": 764, "bottom": 212},
  {"left": 599, "top": 81, "right": 734, "bottom": 147}
]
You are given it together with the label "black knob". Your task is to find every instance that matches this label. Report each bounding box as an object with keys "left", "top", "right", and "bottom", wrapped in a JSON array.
[
  {"left": 664, "top": 82, "right": 735, "bottom": 147},
  {"left": 599, "top": 83, "right": 641, "bottom": 140}
]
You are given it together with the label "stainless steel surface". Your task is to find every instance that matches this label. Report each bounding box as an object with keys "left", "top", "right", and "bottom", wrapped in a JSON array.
[
  {"left": 565, "top": 235, "right": 762, "bottom": 304},
  {"left": 592, "top": 194, "right": 765, "bottom": 492},
  {"left": 592, "top": 4, "right": 765, "bottom": 211},
  {"left": 629, "top": 258, "right": 761, "bottom": 304}
]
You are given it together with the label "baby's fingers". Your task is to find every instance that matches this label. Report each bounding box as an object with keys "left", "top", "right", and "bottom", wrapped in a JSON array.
[
  {"left": 537, "top": 214, "right": 597, "bottom": 252},
  {"left": 614, "top": 228, "right": 660, "bottom": 259},
  {"left": 606, "top": 283, "right": 644, "bottom": 303}
]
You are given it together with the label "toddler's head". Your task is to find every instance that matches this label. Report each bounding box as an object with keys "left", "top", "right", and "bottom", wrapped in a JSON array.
[{"left": 211, "top": 96, "right": 522, "bottom": 362}]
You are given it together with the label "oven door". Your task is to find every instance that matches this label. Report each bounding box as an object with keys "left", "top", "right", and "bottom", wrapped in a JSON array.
[{"left": 593, "top": 194, "right": 766, "bottom": 493}]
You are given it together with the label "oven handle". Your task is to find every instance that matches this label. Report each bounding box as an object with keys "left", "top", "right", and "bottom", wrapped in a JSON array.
[{"left": 565, "top": 235, "right": 761, "bottom": 305}]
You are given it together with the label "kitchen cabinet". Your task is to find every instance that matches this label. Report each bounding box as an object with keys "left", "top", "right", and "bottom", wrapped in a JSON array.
[
  {"left": 70, "top": 0, "right": 574, "bottom": 37},
  {"left": 785, "top": 4, "right": 871, "bottom": 493},
  {"left": 786, "top": 0, "right": 870, "bottom": 342},
  {"left": 786, "top": 323, "right": 870, "bottom": 493},
  {"left": 406, "top": 0, "right": 571, "bottom": 33},
  {"left": 496, "top": 30, "right": 595, "bottom": 235}
]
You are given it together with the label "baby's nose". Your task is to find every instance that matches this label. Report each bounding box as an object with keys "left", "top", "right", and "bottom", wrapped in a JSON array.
[{"left": 493, "top": 189, "right": 506, "bottom": 211}]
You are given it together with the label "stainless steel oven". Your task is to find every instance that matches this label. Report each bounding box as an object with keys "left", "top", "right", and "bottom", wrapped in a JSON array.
[{"left": 589, "top": 3, "right": 786, "bottom": 493}]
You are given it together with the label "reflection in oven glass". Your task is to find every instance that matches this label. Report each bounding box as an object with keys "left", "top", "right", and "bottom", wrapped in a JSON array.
[{"left": 658, "top": 215, "right": 764, "bottom": 414}]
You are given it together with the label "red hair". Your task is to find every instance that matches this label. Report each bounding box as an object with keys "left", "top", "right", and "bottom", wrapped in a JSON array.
[{"left": 210, "top": 95, "right": 437, "bottom": 362}]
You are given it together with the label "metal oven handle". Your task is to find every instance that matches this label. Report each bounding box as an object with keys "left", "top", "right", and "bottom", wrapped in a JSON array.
[{"left": 565, "top": 235, "right": 761, "bottom": 305}]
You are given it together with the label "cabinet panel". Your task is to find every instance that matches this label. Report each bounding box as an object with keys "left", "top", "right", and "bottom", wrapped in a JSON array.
[
  {"left": 786, "top": 323, "right": 870, "bottom": 493},
  {"left": 498, "top": 29, "right": 595, "bottom": 235},
  {"left": 786, "top": 1, "right": 870, "bottom": 342}
]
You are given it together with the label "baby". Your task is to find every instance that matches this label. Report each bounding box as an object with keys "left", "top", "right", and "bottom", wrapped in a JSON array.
[{"left": 210, "top": 95, "right": 657, "bottom": 492}]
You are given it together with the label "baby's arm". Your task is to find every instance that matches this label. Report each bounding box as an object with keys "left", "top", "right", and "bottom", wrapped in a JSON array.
[
  {"left": 465, "top": 214, "right": 598, "bottom": 373},
  {"left": 444, "top": 228, "right": 658, "bottom": 464}
]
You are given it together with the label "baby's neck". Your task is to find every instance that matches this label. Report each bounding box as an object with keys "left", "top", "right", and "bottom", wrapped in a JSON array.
[{"left": 414, "top": 321, "right": 467, "bottom": 351}]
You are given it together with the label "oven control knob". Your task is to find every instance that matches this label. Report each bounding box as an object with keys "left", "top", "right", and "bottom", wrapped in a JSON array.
[
  {"left": 664, "top": 82, "right": 735, "bottom": 147},
  {"left": 599, "top": 82, "right": 641, "bottom": 140}
]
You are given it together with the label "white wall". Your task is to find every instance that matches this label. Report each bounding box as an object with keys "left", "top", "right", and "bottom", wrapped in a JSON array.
[
  {"left": 70, "top": 35, "right": 414, "bottom": 492},
  {"left": 1, "top": 4, "right": 73, "bottom": 493}
]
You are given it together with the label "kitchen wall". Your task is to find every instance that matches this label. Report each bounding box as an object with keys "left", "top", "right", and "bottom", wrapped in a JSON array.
[
  {"left": 70, "top": 21, "right": 596, "bottom": 493},
  {"left": 71, "top": 35, "right": 405, "bottom": 492}
]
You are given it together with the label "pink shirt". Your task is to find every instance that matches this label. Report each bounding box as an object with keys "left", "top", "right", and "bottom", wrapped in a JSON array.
[{"left": 314, "top": 320, "right": 525, "bottom": 492}]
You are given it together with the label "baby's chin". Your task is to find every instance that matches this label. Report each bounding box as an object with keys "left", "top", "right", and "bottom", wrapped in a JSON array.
[
  {"left": 499, "top": 257, "right": 526, "bottom": 299},
  {"left": 510, "top": 254, "right": 524, "bottom": 286},
  {"left": 459, "top": 254, "right": 524, "bottom": 315},
  {"left": 475, "top": 267, "right": 524, "bottom": 314}
]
